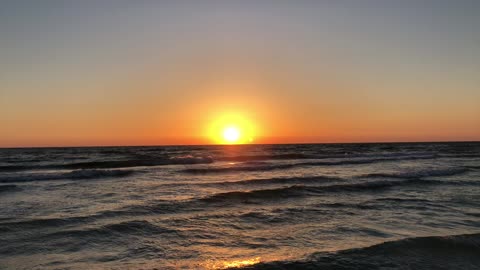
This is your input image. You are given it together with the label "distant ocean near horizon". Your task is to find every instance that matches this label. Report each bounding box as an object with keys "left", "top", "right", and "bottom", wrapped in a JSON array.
[{"left": 0, "top": 142, "right": 479, "bottom": 269}]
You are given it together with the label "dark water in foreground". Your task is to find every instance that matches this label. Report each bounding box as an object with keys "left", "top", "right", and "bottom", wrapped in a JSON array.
[{"left": 0, "top": 142, "right": 479, "bottom": 269}]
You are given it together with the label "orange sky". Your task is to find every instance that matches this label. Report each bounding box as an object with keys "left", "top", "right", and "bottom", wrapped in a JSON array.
[{"left": 1, "top": 2, "right": 479, "bottom": 147}]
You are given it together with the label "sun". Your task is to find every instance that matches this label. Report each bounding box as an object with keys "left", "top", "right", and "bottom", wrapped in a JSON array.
[
  {"left": 223, "top": 126, "right": 241, "bottom": 143},
  {"left": 207, "top": 113, "right": 255, "bottom": 144}
]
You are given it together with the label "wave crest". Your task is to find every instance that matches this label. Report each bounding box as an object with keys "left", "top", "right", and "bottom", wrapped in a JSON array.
[{"left": 243, "top": 233, "right": 480, "bottom": 269}]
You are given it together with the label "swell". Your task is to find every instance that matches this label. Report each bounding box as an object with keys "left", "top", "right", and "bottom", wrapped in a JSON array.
[
  {"left": 0, "top": 165, "right": 33, "bottom": 172},
  {"left": 45, "top": 220, "right": 177, "bottom": 239},
  {"left": 0, "top": 184, "right": 19, "bottom": 193},
  {"left": 2, "top": 150, "right": 476, "bottom": 173},
  {"left": 217, "top": 153, "right": 314, "bottom": 162},
  {"left": 359, "top": 167, "right": 469, "bottom": 179},
  {"left": 467, "top": 165, "right": 480, "bottom": 170},
  {"left": 100, "top": 177, "right": 479, "bottom": 217},
  {"left": 0, "top": 216, "right": 94, "bottom": 235},
  {"left": 198, "top": 177, "right": 476, "bottom": 204},
  {"left": 0, "top": 169, "right": 134, "bottom": 183},
  {"left": 0, "top": 220, "right": 177, "bottom": 256},
  {"left": 0, "top": 153, "right": 439, "bottom": 173},
  {"left": 218, "top": 151, "right": 478, "bottom": 162},
  {"left": 204, "top": 175, "right": 342, "bottom": 187},
  {"left": 80, "top": 181, "right": 397, "bottom": 218},
  {"left": 1, "top": 174, "right": 475, "bottom": 235},
  {"left": 181, "top": 155, "right": 437, "bottom": 174},
  {"left": 243, "top": 233, "right": 480, "bottom": 269},
  {"left": 1, "top": 176, "right": 474, "bottom": 228},
  {"left": 0, "top": 155, "right": 213, "bottom": 172}
]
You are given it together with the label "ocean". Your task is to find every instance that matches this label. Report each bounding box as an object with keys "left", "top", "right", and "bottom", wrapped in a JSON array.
[{"left": 0, "top": 142, "right": 479, "bottom": 269}]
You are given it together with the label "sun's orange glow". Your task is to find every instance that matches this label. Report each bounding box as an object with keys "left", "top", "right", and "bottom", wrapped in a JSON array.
[{"left": 207, "top": 113, "right": 255, "bottom": 144}]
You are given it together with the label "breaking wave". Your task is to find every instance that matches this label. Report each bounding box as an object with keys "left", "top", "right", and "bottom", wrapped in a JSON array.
[{"left": 243, "top": 233, "right": 480, "bottom": 269}]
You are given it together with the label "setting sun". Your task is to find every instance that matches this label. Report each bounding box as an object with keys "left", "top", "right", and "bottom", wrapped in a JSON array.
[
  {"left": 223, "top": 126, "right": 241, "bottom": 143},
  {"left": 207, "top": 113, "right": 256, "bottom": 144}
]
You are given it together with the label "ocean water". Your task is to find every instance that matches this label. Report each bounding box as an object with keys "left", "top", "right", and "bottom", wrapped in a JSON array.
[{"left": 0, "top": 142, "right": 479, "bottom": 269}]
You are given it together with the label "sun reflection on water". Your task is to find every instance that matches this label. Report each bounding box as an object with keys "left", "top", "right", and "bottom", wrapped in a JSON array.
[{"left": 204, "top": 257, "right": 261, "bottom": 269}]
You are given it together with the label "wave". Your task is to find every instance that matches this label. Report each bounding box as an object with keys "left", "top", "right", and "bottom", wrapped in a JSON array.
[
  {"left": 305, "top": 197, "right": 452, "bottom": 212},
  {"left": 0, "top": 169, "right": 135, "bottom": 183},
  {"left": 0, "top": 215, "right": 177, "bottom": 239},
  {"left": 200, "top": 186, "right": 306, "bottom": 203},
  {"left": 168, "top": 155, "right": 214, "bottom": 164},
  {"left": 199, "top": 178, "right": 476, "bottom": 204},
  {"left": 181, "top": 155, "right": 437, "bottom": 174},
  {"left": 0, "top": 155, "right": 214, "bottom": 172},
  {"left": 441, "top": 153, "right": 480, "bottom": 158},
  {"left": 218, "top": 151, "right": 441, "bottom": 162},
  {"left": 359, "top": 167, "right": 469, "bottom": 179},
  {"left": 217, "top": 153, "right": 314, "bottom": 162},
  {"left": 373, "top": 197, "right": 436, "bottom": 204},
  {"left": 0, "top": 165, "right": 32, "bottom": 172},
  {"left": 0, "top": 184, "right": 19, "bottom": 193},
  {"left": 1, "top": 219, "right": 177, "bottom": 256},
  {"left": 2, "top": 176, "right": 473, "bottom": 233},
  {"left": 182, "top": 163, "right": 296, "bottom": 174},
  {"left": 45, "top": 220, "right": 177, "bottom": 239},
  {"left": 243, "top": 233, "right": 480, "bottom": 269},
  {"left": 114, "top": 177, "right": 478, "bottom": 215},
  {"left": 0, "top": 216, "right": 93, "bottom": 230},
  {"left": 208, "top": 175, "right": 342, "bottom": 187},
  {"left": 199, "top": 181, "right": 392, "bottom": 204},
  {"left": 0, "top": 152, "right": 455, "bottom": 173}
]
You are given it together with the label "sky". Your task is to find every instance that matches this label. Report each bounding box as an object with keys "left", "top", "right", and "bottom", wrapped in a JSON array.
[{"left": 1, "top": 1, "right": 479, "bottom": 147}]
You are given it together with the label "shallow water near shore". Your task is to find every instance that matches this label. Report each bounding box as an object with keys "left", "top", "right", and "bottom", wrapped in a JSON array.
[{"left": 0, "top": 142, "right": 479, "bottom": 269}]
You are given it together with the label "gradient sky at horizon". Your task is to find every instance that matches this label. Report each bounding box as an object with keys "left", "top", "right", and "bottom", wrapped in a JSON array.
[{"left": 1, "top": 1, "right": 479, "bottom": 147}]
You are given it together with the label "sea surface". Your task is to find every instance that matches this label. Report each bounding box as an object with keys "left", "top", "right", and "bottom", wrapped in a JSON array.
[{"left": 0, "top": 142, "right": 479, "bottom": 269}]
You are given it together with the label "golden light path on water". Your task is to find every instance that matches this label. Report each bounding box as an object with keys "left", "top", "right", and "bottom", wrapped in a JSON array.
[{"left": 203, "top": 257, "right": 261, "bottom": 269}]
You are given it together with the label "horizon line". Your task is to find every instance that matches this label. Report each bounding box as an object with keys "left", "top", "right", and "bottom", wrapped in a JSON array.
[{"left": 1, "top": 140, "right": 479, "bottom": 150}]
